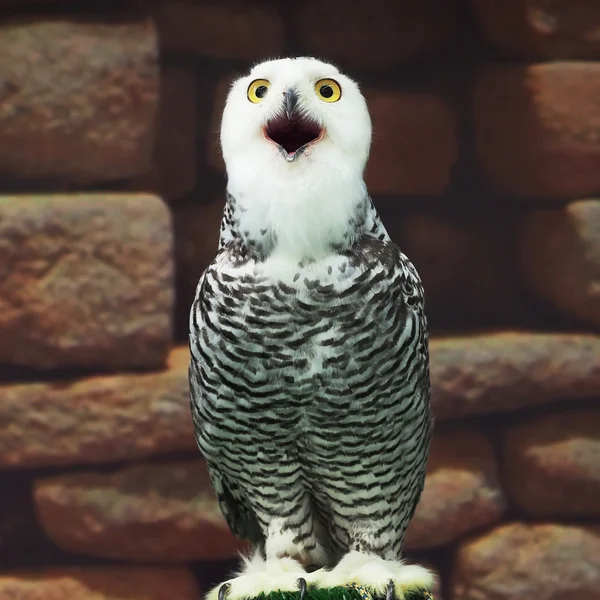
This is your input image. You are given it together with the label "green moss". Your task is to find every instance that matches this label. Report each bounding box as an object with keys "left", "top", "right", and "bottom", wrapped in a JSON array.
[{"left": 253, "top": 587, "right": 433, "bottom": 600}]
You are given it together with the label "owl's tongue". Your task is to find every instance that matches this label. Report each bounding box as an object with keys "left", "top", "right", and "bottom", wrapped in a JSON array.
[{"left": 265, "top": 114, "right": 322, "bottom": 155}]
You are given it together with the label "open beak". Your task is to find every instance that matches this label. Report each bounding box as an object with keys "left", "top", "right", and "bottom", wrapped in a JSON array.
[{"left": 263, "top": 88, "right": 324, "bottom": 162}]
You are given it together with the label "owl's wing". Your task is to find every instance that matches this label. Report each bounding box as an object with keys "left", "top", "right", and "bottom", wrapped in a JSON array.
[
  {"left": 188, "top": 358, "right": 264, "bottom": 546},
  {"left": 188, "top": 270, "right": 264, "bottom": 546},
  {"left": 206, "top": 463, "right": 264, "bottom": 546}
]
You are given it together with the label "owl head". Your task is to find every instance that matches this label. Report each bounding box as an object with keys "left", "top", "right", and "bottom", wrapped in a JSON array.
[{"left": 220, "top": 57, "right": 372, "bottom": 177}]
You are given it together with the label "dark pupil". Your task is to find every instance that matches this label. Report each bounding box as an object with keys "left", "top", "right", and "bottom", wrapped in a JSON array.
[
  {"left": 255, "top": 85, "right": 268, "bottom": 98},
  {"left": 320, "top": 85, "right": 334, "bottom": 98}
]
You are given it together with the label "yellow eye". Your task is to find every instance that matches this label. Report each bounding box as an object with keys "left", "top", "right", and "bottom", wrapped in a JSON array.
[
  {"left": 247, "top": 79, "right": 271, "bottom": 103},
  {"left": 315, "top": 79, "right": 341, "bottom": 102}
]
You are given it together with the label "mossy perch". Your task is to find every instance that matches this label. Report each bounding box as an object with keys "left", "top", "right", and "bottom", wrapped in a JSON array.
[
  {"left": 210, "top": 556, "right": 436, "bottom": 600},
  {"left": 251, "top": 585, "right": 433, "bottom": 600},
  {"left": 218, "top": 582, "right": 434, "bottom": 600}
]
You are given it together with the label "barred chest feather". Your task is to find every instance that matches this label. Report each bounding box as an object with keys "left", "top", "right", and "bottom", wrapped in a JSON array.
[{"left": 191, "top": 233, "right": 426, "bottom": 450}]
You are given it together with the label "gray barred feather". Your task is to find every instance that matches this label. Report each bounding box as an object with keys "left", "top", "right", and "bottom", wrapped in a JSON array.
[{"left": 189, "top": 193, "right": 432, "bottom": 564}]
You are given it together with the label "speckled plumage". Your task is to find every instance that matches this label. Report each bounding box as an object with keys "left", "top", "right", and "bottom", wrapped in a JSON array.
[{"left": 189, "top": 190, "right": 431, "bottom": 565}]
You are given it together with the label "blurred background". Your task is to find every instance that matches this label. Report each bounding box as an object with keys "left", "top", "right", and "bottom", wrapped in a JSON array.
[{"left": 0, "top": 0, "right": 599, "bottom": 599}]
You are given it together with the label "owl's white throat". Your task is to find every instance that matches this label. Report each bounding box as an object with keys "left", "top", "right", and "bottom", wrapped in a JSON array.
[{"left": 227, "top": 165, "right": 368, "bottom": 262}]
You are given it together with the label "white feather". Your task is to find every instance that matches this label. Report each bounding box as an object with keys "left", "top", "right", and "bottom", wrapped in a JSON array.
[{"left": 313, "top": 551, "right": 435, "bottom": 598}]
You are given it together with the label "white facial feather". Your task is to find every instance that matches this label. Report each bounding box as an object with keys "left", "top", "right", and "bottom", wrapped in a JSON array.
[{"left": 220, "top": 57, "right": 373, "bottom": 261}]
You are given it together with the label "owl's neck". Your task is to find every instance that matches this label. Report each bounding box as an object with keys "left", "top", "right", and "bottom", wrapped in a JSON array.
[{"left": 221, "top": 162, "right": 372, "bottom": 262}]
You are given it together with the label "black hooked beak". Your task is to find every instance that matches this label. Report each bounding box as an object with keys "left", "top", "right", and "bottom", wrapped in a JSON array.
[{"left": 284, "top": 88, "right": 299, "bottom": 120}]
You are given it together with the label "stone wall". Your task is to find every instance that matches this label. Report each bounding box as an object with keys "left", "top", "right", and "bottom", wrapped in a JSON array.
[{"left": 0, "top": 1, "right": 599, "bottom": 600}]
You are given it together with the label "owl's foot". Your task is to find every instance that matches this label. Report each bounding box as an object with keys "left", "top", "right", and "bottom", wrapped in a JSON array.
[
  {"left": 206, "top": 552, "right": 309, "bottom": 600},
  {"left": 311, "top": 551, "right": 434, "bottom": 600}
]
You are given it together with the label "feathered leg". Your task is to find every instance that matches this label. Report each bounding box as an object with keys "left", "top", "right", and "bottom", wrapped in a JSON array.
[{"left": 206, "top": 493, "right": 327, "bottom": 600}]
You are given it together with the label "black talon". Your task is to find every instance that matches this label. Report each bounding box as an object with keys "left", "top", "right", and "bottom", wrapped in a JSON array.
[
  {"left": 298, "top": 577, "right": 307, "bottom": 600},
  {"left": 385, "top": 580, "right": 395, "bottom": 600},
  {"left": 218, "top": 583, "right": 231, "bottom": 600}
]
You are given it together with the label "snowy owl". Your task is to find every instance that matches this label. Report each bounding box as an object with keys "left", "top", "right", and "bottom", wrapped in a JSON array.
[{"left": 189, "top": 57, "right": 433, "bottom": 600}]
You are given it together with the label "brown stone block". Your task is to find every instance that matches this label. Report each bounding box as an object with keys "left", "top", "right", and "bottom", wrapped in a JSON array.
[
  {"left": 475, "top": 62, "right": 600, "bottom": 199},
  {"left": 0, "top": 194, "right": 173, "bottom": 370},
  {"left": 404, "top": 428, "right": 506, "bottom": 551},
  {"left": 518, "top": 199, "right": 600, "bottom": 327},
  {"left": 33, "top": 460, "right": 247, "bottom": 562},
  {"left": 387, "top": 211, "right": 525, "bottom": 324},
  {"left": 429, "top": 332, "right": 600, "bottom": 420},
  {"left": 472, "top": 0, "right": 600, "bottom": 60},
  {"left": 136, "top": 66, "right": 198, "bottom": 203},
  {"left": 0, "top": 347, "right": 195, "bottom": 469},
  {"left": 364, "top": 90, "right": 458, "bottom": 196},
  {"left": 503, "top": 409, "right": 600, "bottom": 517},
  {"left": 0, "top": 16, "right": 159, "bottom": 186},
  {"left": 453, "top": 523, "right": 600, "bottom": 600},
  {"left": 0, "top": 567, "right": 201, "bottom": 600},
  {"left": 387, "top": 213, "right": 472, "bottom": 316},
  {"left": 293, "top": 0, "right": 462, "bottom": 69},
  {"left": 150, "top": 0, "right": 283, "bottom": 59}
]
